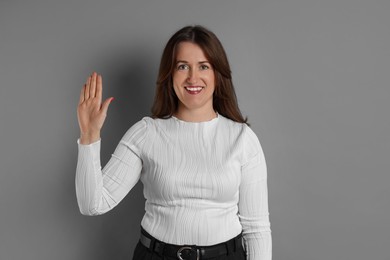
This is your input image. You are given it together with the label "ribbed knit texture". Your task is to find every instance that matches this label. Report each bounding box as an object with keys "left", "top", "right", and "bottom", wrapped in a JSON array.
[{"left": 76, "top": 114, "right": 271, "bottom": 260}]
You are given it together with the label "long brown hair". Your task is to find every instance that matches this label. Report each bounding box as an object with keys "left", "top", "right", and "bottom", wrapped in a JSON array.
[{"left": 151, "top": 25, "right": 248, "bottom": 124}]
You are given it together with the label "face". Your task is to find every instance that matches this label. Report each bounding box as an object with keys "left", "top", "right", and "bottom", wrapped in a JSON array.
[{"left": 172, "top": 41, "right": 215, "bottom": 115}]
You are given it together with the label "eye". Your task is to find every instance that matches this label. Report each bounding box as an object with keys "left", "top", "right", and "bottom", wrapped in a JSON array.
[
  {"left": 177, "top": 64, "right": 189, "bottom": 70},
  {"left": 200, "top": 64, "right": 210, "bottom": 70}
]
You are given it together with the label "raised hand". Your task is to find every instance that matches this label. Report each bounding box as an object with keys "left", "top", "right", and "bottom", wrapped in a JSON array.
[{"left": 77, "top": 72, "right": 114, "bottom": 144}]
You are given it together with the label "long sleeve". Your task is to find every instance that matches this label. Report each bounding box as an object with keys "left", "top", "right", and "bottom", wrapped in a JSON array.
[
  {"left": 75, "top": 119, "right": 147, "bottom": 215},
  {"left": 238, "top": 125, "right": 272, "bottom": 260}
]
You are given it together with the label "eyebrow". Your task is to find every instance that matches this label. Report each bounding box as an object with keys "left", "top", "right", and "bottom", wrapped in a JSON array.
[{"left": 175, "top": 60, "right": 210, "bottom": 64}]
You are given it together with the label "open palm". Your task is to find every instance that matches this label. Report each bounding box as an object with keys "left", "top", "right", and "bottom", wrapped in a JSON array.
[{"left": 77, "top": 72, "right": 113, "bottom": 143}]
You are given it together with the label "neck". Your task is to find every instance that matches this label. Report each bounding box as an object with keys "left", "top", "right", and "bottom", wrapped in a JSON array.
[{"left": 174, "top": 107, "right": 217, "bottom": 122}]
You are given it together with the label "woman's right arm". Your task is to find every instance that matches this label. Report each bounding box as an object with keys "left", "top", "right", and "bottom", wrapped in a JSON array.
[
  {"left": 75, "top": 120, "right": 146, "bottom": 215},
  {"left": 75, "top": 72, "right": 145, "bottom": 215}
]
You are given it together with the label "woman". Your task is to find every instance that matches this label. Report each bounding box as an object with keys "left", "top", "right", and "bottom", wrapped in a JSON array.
[{"left": 76, "top": 25, "right": 272, "bottom": 260}]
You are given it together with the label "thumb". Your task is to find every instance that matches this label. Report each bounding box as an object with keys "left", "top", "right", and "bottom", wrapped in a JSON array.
[{"left": 101, "top": 97, "right": 114, "bottom": 115}]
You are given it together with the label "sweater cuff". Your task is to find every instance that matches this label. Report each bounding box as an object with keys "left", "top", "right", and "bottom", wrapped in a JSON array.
[{"left": 76, "top": 138, "right": 101, "bottom": 146}]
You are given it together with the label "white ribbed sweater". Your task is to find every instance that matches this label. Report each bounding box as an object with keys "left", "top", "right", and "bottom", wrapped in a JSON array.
[{"left": 76, "top": 114, "right": 271, "bottom": 260}]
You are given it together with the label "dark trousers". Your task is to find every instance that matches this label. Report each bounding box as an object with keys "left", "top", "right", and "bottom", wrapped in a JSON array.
[{"left": 132, "top": 227, "right": 247, "bottom": 260}]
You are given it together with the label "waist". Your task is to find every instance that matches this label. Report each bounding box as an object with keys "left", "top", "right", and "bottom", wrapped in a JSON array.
[
  {"left": 140, "top": 209, "right": 243, "bottom": 245},
  {"left": 139, "top": 225, "right": 243, "bottom": 259}
]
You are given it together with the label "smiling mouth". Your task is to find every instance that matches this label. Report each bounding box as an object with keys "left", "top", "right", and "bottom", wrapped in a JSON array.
[{"left": 185, "top": 86, "right": 204, "bottom": 95}]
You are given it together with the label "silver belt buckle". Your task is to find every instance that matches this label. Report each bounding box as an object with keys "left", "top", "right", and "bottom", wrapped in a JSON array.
[{"left": 177, "top": 246, "right": 199, "bottom": 260}]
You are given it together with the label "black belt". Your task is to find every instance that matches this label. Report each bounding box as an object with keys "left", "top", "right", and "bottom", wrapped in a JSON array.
[{"left": 139, "top": 229, "right": 243, "bottom": 260}]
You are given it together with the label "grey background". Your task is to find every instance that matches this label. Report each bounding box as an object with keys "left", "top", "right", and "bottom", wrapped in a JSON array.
[{"left": 0, "top": 0, "right": 389, "bottom": 259}]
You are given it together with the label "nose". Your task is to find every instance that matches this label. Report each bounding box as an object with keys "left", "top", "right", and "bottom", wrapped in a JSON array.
[{"left": 186, "top": 68, "right": 198, "bottom": 84}]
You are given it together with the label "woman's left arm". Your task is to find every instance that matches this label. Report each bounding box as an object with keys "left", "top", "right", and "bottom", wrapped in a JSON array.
[{"left": 238, "top": 125, "right": 272, "bottom": 260}]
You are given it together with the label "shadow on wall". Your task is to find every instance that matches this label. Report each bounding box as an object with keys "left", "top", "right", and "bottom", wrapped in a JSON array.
[{"left": 81, "top": 46, "right": 156, "bottom": 259}]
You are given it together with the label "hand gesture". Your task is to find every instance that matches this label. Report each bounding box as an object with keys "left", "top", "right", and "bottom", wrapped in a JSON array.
[{"left": 77, "top": 72, "right": 114, "bottom": 144}]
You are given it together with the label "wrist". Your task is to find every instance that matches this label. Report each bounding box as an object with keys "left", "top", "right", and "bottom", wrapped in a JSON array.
[{"left": 79, "top": 132, "right": 100, "bottom": 145}]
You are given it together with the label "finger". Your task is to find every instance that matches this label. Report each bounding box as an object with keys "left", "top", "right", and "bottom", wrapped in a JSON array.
[
  {"left": 90, "top": 73, "right": 98, "bottom": 98},
  {"left": 79, "top": 84, "right": 86, "bottom": 104},
  {"left": 91, "top": 72, "right": 97, "bottom": 96},
  {"left": 87, "top": 74, "right": 91, "bottom": 84},
  {"left": 85, "top": 75, "right": 91, "bottom": 100},
  {"left": 96, "top": 74, "right": 102, "bottom": 100},
  {"left": 101, "top": 97, "right": 114, "bottom": 115}
]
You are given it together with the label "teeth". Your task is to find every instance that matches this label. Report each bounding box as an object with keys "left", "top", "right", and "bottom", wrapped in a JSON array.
[{"left": 185, "top": 87, "right": 203, "bottom": 91}]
